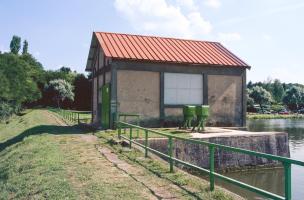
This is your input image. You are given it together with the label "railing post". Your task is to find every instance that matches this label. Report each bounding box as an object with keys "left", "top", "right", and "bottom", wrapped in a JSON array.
[
  {"left": 145, "top": 130, "right": 148, "bottom": 158},
  {"left": 209, "top": 145, "right": 215, "bottom": 191},
  {"left": 129, "top": 128, "right": 133, "bottom": 148},
  {"left": 284, "top": 162, "right": 291, "bottom": 200},
  {"left": 78, "top": 113, "right": 80, "bottom": 124},
  {"left": 168, "top": 136, "right": 174, "bottom": 173},
  {"left": 118, "top": 122, "right": 121, "bottom": 140},
  {"left": 136, "top": 116, "right": 139, "bottom": 138},
  {"left": 124, "top": 116, "right": 126, "bottom": 134}
]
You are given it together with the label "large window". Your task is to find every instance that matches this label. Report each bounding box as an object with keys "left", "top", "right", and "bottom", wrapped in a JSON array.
[{"left": 164, "top": 73, "right": 203, "bottom": 105}]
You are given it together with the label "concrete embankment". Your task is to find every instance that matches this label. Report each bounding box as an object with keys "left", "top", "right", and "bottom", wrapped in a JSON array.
[{"left": 141, "top": 128, "right": 290, "bottom": 171}]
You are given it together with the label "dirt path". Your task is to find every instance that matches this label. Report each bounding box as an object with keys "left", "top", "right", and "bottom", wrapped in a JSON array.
[
  {"left": 97, "top": 146, "right": 189, "bottom": 199},
  {"left": 46, "top": 110, "right": 240, "bottom": 200}
]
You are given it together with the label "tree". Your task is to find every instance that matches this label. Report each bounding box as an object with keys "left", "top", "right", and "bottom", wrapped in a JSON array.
[
  {"left": 283, "top": 86, "right": 304, "bottom": 111},
  {"left": 249, "top": 86, "right": 273, "bottom": 112},
  {"left": 45, "top": 79, "right": 74, "bottom": 108},
  {"left": 60, "top": 66, "right": 71, "bottom": 73},
  {"left": 246, "top": 89, "right": 255, "bottom": 111},
  {"left": 271, "top": 79, "right": 284, "bottom": 103},
  {"left": 9, "top": 35, "right": 21, "bottom": 54},
  {"left": 22, "top": 40, "right": 28, "bottom": 55},
  {"left": 0, "top": 53, "right": 41, "bottom": 104}
]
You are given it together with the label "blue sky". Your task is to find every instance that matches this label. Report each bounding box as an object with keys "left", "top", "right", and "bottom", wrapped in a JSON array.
[{"left": 1, "top": 0, "right": 304, "bottom": 83}]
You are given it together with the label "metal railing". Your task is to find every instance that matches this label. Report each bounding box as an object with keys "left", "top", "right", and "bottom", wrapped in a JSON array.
[
  {"left": 117, "top": 121, "right": 304, "bottom": 200},
  {"left": 118, "top": 113, "right": 140, "bottom": 137},
  {"left": 49, "top": 108, "right": 91, "bottom": 124}
]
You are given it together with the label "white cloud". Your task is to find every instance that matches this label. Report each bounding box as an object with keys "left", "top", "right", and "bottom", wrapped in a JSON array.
[
  {"left": 262, "top": 34, "right": 272, "bottom": 41},
  {"left": 188, "top": 12, "right": 212, "bottom": 35},
  {"left": 114, "top": 0, "right": 212, "bottom": 38},
  {"left": 204, "top": 0, "right": 221, "bottom": 9},
  {"left": 176, "top": 0, "right": 197, "bottom": 11},
  {"left": 218, "top": 32, "right": 241, "bottom": 43}
]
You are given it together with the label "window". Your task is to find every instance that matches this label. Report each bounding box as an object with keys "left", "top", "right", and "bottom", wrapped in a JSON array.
[{"left": 164, "top": 73, "right": 203, "bottom": 105}]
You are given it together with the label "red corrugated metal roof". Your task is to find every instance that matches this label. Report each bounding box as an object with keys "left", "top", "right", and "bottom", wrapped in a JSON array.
[{"left": 94, "top": 32, "right": 250, "bottom": 68}]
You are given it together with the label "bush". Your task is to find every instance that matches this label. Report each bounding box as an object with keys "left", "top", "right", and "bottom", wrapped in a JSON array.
[{"left": 0, "top": 101, "right": 21, "bottom": 121}]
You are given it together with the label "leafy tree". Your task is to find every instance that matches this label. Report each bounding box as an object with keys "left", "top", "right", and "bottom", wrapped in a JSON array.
[
  {"left": 246, "top": 89, "right": 255, "bottom": 112},
  {"left": 44, "top": 67, "right": 77, "bottom": 84},
  {"left": 60, "top": 66, "right": 71, "bottom": 73},
  {"left": 283, "top": 86, "right": 304, "bottom": 111},
  {"left": 22, "top": 40, "right": 28, "bottom": 55},
  {"left": 247, "top": 81, "right": 253, "bottom": 89},
  {"left": 271, "top": 79, "right": 284, "bottom": 103},
  {"left": 249, "top": 86, "right": 273, "bottom": 112},
  {"left": 0, "top": 53, "right": 41, "bottom": 104},
  {"left": 45, "top": 79, "right": 74, "bottom": 108},
  {"left": 20, "top": 53, "right": 45, "bottom": 84},
  {"left": 10, "top": 35, "right": 21, "bottom": 54}
]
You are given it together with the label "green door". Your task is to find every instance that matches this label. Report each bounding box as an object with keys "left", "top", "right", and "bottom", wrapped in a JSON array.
[{"left": 101, "top": 83, "right": 110, "bottom": 129}]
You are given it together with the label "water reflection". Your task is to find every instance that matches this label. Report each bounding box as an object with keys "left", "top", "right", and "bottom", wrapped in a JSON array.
[{"left": 217, "top": 119, "right": 304, "bottom": 200}]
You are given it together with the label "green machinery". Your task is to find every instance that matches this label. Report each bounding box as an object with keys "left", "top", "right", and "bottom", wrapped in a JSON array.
[
  {"left": 182, "top": 105, "right": 196, "bottom": 129},
  {"left": 195, "top": 105, "right": 209, "bottom": 131},
  {"left": 183, "top": 105, "right": 209, "bottom": 131}
]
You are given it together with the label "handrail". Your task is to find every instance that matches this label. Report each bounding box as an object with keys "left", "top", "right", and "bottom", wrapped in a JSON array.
[
  {"left": 49, "top": 108, "right": 91, "bottom": 124},
  {"left": 117, "top": 121, "right": 304, "bottom": 200}
]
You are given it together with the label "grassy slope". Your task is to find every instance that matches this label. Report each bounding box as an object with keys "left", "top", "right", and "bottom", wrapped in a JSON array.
[
  {"left": 0, "top": 110, "right": 240, "bottom": 200},
  {"left": 0, "top": 110, "right": 153, "bottom": 200}
]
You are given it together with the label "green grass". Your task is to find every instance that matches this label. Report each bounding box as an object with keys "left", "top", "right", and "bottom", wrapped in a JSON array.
[
  {"left": 0, "top": 110, "right": 240, "bottom": 200},
  {"left": 96, "top": 130, "right": 239, "bottom": 200},
  {"left": 247, "top": 113, "right": 304, "bottom": 119},
  {"left": 0, "top": 110, "right": 155, "bottom": 199}
]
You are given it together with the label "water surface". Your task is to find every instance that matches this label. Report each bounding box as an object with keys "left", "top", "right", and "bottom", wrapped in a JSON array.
[{"left": 217, "top": 119, "right": 304, "bottom": 200}]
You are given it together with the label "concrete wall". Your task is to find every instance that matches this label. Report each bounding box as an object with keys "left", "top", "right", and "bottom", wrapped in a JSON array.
[
  {"left": 164, "top": 108, "right": 183, "bottom": 117},
  {"left": 208, "top": 75, "right": 243, "bottom": 126},
  {"left": 142, "top": 132, "right": 289, "bottom": 171},
  {"left": 117, "top": 70, "right": 160, "bottom": 120},
  {"left": 105, "top": 71, "right": 111, "bottom": 84},
  {"left": 91, "top": 60, "right": 246, "bottom": 128}
]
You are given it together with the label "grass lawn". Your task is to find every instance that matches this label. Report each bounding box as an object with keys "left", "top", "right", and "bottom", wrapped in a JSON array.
[
  {"left": 247, "top": 113, "right": 304, "bottom": 119},
  {"left": 0, "top": 109, "right": 240, "bottom": 200}
]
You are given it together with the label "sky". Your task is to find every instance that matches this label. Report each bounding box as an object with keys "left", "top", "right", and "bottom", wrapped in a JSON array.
[{"left": 1, "top": 0, "right": 304, "bottom": 83}]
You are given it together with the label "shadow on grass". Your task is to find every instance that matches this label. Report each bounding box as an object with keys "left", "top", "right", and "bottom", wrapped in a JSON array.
[{"left": 0, "top": 125, "right": 90, "bottom": 151}]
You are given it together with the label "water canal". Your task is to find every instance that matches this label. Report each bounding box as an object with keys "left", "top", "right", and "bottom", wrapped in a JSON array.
[{"left": 217, "top": 119, "right": 304, "bottom": 200}]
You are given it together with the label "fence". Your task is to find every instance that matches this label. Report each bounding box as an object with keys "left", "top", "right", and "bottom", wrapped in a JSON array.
[
  {"left": 49, "top": 108, "right": 91, "bottom": 124},
  {"left": 117, "top": 121, "right": 304, "bottom": 200}
]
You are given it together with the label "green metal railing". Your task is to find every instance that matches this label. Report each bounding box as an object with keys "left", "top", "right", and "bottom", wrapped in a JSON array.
[
  {"left": 118, "top": 113, "right": 140, "bottom": 137},
  {"left": 117, "top": 121, "right": 304, "bottom": 200},
  {"left": 49, "top": 109, "right": 91, "bottom": 124}
]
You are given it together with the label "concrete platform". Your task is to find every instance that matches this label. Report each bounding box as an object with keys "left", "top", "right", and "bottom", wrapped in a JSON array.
[{"left": 190, "top": 127, "right": 286, "bottom": 139}]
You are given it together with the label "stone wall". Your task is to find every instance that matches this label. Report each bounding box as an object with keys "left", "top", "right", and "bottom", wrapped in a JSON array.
[{"left": 142, "top": 132, "right": 289, "bottom": 171}]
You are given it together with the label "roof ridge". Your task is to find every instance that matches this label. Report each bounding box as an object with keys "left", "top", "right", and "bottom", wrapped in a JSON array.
[{"left": 94, "top": 31, "right": 220, "bottom": 44}]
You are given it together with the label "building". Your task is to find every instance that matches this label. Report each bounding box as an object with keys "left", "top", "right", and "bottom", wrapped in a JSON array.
[{"left": 85, "top": 32, "right": 250, "bottom": 129}]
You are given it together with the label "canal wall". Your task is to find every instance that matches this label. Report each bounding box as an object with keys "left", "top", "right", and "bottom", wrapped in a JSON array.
[{"left": 141, "top": 130, "right": 290, "bottom": 171}]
